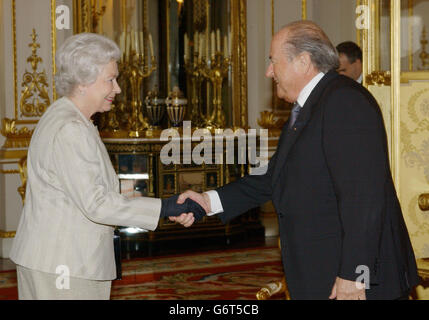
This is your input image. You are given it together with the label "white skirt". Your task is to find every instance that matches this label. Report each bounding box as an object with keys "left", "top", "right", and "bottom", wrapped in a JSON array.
[{"left": 16, "top": 265, "right": 111, "bottom": 300}]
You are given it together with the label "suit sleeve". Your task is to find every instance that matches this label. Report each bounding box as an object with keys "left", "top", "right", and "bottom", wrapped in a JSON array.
[
  {"left": 322, "top": 86, "right": 388, "bottom": 282},
  {"left": 52, "top": 121, "right": 161, "bottom": 230},
  {"left": 216, "top": 146, "right": 278, "bottom": 223}
]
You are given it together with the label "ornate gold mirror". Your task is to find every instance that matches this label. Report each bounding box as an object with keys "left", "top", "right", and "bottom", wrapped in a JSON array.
[
  {"left": 401, "top": 0, "right": 429, "bottom": 79},
  {"left": 364, "top": 0, "right": 429, "bottom": 84},
  {"left": 72, "top": 0, "right": 248, "bottom": 136}
]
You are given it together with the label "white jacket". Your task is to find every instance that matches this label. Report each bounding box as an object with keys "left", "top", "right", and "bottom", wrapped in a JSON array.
[{"left": 10, "top": 97, "right": 161, "bottom": 280}]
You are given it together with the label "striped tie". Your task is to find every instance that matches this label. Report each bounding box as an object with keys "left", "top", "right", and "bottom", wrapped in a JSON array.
[{"left": 288, "top": 102, "right": 301, "bottom": 130}]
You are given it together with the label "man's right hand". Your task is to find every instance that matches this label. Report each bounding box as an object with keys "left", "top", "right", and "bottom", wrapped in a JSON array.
[
  {"left": 178, "top": 190, "right": 211, "bottom": 213},
  {"left": 160, "top": 194, "right": 206, "bottom": 222},
  {"left": 169, "top": 190, "right": 211, "bottom": 226}
]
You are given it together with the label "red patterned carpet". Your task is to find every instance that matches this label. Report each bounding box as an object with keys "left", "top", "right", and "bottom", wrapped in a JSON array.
[{"left": 0, "top": 246, "right": 284, "bottom": 300}]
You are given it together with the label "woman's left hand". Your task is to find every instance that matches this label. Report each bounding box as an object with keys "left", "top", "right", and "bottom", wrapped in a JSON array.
[{"left": 169, "top": 213, "right": 195, "bottom": 228}]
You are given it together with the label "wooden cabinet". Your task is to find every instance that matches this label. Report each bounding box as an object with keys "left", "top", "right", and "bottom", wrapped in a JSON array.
[{"left": 103, "top": 136, "right": 265, "bottom": 257}]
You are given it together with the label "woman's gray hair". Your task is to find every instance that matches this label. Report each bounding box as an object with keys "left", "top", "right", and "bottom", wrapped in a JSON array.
[
  {"left": 281, "top": 21, "right": 339, "bottom": 73},
  {"left": 55, "top": 33, "right": 121, "bottom": 97}
]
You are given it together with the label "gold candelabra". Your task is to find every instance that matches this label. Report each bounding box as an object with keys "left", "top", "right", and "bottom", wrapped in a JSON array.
[
  {"left": 184, "top": 54, "right": 205, "bottom": 128},
  {"left": 99, "top": 30, "right": 157, "bottom": 138},
  {"left": 184, "top": 30, "right": 231, "bottom": 130},
  {"left": 200, "top": 52, "right": 231, "bottom": 129},
  {"left": 121, "top": 49, "right": 157, "bottom": 137}
]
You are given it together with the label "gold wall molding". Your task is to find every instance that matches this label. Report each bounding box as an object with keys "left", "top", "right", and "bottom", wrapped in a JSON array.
[
  {"left": 17, "top": 156, "right": 27, "bottom": 204},
  {"left": 51, "top": 0, "right": 57, "bottom": 101},
  {"left": 271, "top": 0, "right": 276, "bottom": 110},
  {"left": 2, "top": 1, "right": 57, "bottom": 152},
  {"left": 12, "top": 0, "right": 18, "bottom": 119},
  {"left": 20, "top": 29, "right": 51, "bottom": 118},
  {"left": 257, "top": 111, "right": 284, "bottom": 137},
  {"left": 365, "top": 0, "right": 429, "bottom": 83},
  {"left": 408, "top": 0, "right": 413, "bottom": 71},
  {"left": 301, "top": 0, "right": 307, "bottom": 20},
  {"left": 0, "top": 230, "right": 16, "bottom": 238},
  {"left": 365, "top": 71, "right": 391, "bottom": 86},
  {"left": 362, "top": 0, "right": 368, "bottom": 87},
  {"left": 231, "top": 0, "right": 248, "bottom": 129},
  {"left": 0, "top": 169, "right": 20, "bottom": 174},
  {"left": 391, "top": 0, "right": 401, "bottom": 189},
  {"left": 369, "top": 71, "right": 429, "bottom": 84},
  {"left": 401, "top": 71, "right": 429, "bottom": 83},
  {"left": 73, "top": 0, "right": 108, "bottom": 34},
  {"left": 419, "top": 26, "right": 429, "bottom": 70},
  {"left": 0, "top": 149, "right": 27, "bottom": 161},
  {"left": 73, "top": 0, "right": 92, "bottom": 33},
  {"left": 1, "top": 118, "right": 33, "bottom": 149}
]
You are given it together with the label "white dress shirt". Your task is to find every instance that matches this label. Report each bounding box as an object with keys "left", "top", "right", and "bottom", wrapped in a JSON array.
[
  {"left": 206, "top": 72, "right": 325, "bottom": 215},
  {"left": 357, "top": 73, "right": 363, "bottom": 84}
]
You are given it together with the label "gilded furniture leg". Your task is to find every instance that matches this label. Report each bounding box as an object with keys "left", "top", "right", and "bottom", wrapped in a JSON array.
[
  {"left": 256, "top": 237, "right": 290, "bottom": 300},
  {"left": 17, "top": 156, "right": 28, "bottom": 204}
]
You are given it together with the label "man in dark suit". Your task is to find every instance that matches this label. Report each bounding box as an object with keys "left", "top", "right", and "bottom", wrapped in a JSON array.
[
  {"left": 336, "top": 41, "right": 363, "bottom": 83},
  {"left": 173, "top": 20, "right": 420, "bottom": 300}
]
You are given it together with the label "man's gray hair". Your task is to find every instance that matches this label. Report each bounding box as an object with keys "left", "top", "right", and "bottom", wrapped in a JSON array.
[
  {"left": 55, "top": 33, "right": 121, "bottom": 97},
  {"left": 281, "top": 21, "right": 339, "bottom": 73}
]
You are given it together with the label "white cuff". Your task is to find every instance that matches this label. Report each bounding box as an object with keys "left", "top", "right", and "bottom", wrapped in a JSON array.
[{"left": 204, "top": 190, "right": 224, "bottom": 216}]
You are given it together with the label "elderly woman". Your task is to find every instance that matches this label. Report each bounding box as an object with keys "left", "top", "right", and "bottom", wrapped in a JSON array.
[{"left": 9, "top": 33, "right": 205, "bottom": 300}]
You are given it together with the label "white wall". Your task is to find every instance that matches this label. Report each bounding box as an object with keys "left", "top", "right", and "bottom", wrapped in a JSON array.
[
  {"left": 246, "top": 0, "right": 303, "bottom": 129},
  {"left": 308, "top": 0, "right": 357, "bottom": 47},
  {"left": 0, "top": 0, "right": 4, "bottom": 129},
  {"left": 246, "top": 0, "right": 357, "bottom": 129},
  {"left": 247, "top": 0, "right": 271, "bottom": 129},
  {"left": 273, "top": 0, "right": 302, "bottom": 32},
  {"left": 0, "top": 0, "right": 13, "bottom": 149},
  {"left": 0, "top": 0, "right": 60, "bottom": 258}
]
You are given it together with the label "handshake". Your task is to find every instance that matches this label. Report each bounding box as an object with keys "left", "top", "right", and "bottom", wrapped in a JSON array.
[{"left": 160, "top": 191, "right": 212, "bottom": 227}]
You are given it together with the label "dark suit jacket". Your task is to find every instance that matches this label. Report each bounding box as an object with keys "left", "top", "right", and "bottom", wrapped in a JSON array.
[{"left": 216, "top": 71, "right": 420, "bottom": 299}]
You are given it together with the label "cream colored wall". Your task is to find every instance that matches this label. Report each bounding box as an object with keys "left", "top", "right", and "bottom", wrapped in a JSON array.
[
  {"left": 308, "top": 0, "right": 357, "bottom": 47},
  {"left": 247, "top": 0, "right": 357, "bottom": 129},
  {"left": 0, "top": 175, "right": 21, "bottom": 256},
  {"left": 368, "top": 78, "right": 429, "bottom": 300},
  {"left": 399, "top": 81, "right": 429, "bottom": 258},
  {"left": 368, "top": 82, "right": 429, "bottom": 258},
  {"left": 369, "top": 85, "right": 392, "bottom": 154},
  {"left": 56, "top": 0, "right": 74, "bottom": 49},
  {"left": 0, "top": 0, "right": 5, "bottom": 130},
  {"left": 273, "top": 0, "right": 302, "bottom": 32},
  {"left": 399, "top": 81, "right": 429, "bottom": 300},
  {"left": 0, "top": 0, "right": 63, "bottom": 258},
  {"left": 0, "top": 0, "right": 13, "bottom": 149},
  {"left": 246, "top": 0, "right": 272, "bottom": 129},
  {"left": 0, "top": 0, "right": 18, "bottom": 258}
]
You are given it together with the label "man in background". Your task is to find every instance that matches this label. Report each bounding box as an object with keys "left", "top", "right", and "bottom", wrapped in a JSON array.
[{"left": 336, "top": 41, "right": 363, "bottom": 83}]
